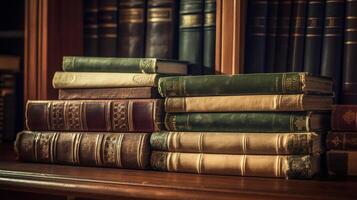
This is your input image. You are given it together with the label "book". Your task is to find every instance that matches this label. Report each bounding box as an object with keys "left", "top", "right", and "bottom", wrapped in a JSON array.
[
  {"left": 320, "top": 0, "right": 344, "bottom": 102},
  {"left": 117, "top": 0, "right": 146, "bottom": 57},
  {"left": 158, "top": 73, "right": 333, "bottom": 97},
  {"left": 287, "top": 0, "right": 307, "bottom": 72},
  {"left": 52, "top": 72, "right": 160, "bottom": 89},
  {"left": 98, "top": 0, "right": 118, "bottom": 56},
  {"left": 244, "top": 0, "right": 268, "bottom": 73},
  {"left": 179, "top": 0, "right": 204, "bottom": 75},
  {"left": 265, "top": 0, "right": 279, "bottom": 73},
  {"left": 58, "top": 87, "right": 160, "bottom": 100},
  {"left": 331, "top": 105, "right": 357, "bottom": 131},
  {"left": 150, "top": 131, "right": 322, "bottom": 155},
  {"left": 342, "top": 0, "right": 357, "bottom": 104},
  {"left": 62, "top": 56, "right": 188, "bottom": 74},
  {"left": 164, "top": 94, "right": 332, "bottom": 112},
  {"left": 203, "top": 0, "right": 216, "bottom": 74},
  {"left": 327, "top": 150, "right": 357, "bottom": 176},
  {"left": 274, "top": 0, "right": 292, "bottom": 72},
  {"left": 145, "top": 0, "right": 178, "bottom": 59},
  {"left": 303, "top": 0, "right": 324, "bottom": 74},
  {"left": 25, "top": 99, "right": 163, "bottom": 132},
  {"left": 165, "top": 112, "right": 329, "bottom": 133},
  {"left": 151, "top": 151, "right": 320, "bottom": 179},
  {"left": 326, "top": 132, "right": 357, "bottom": 151},
  {"left": 15, "top": 131, "right": 150, "bottom": 169},
  {"left": 0, "top": 55, "right": 21, "bottom": 72},
  {"left": 83, "top": 0, "right": 98, "bottom": 56}
]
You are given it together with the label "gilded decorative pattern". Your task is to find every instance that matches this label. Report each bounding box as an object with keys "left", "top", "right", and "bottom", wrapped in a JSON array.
[
  {"left": 139, "top": 58, "right": 156, "bottom": 73},
  {"left": 287, "top": 134, "right": 310, "bottom": 154},
  {"left": 133, "top": 75, "right": 154, "bottom": 85},
  {"left": 102, "top": 134, "right": 118, "bottom": 166},
  {"left": 66, "top": 102, "right": 82, "bottom": 130},
  {"left": 112, "top": 102, "right": 128, "bottom": 131},
  {"left": 38, "top": 132, "right": 54, "bottom": 161},
  {"left": 165, "top": 98, "right": 185, "bottom": 112},
  {"left": 148, "top": 8, "right": 172, "bottom": 22},
  {"left": 293, "top": 116, "right": 307, "bottom": 131},
  {"left": 342, "top": 110, "right": 356, "bottom": 124},
  {"left": 150, "top": 151, "right": 168, "bottom": 171},
  {"left": 283, "top": 74, "right": 301, "bottom": 93},
  {"left": 286, "top": 156, "right": 312, "bottom": 179},
  {"left": 50, "top": 102, "right": 65, "bottom": 130},
  {"left": 150, "top": 132, "right": 169, "bottom": 151}
]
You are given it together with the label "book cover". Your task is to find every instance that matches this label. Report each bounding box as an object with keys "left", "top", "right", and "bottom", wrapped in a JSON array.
[
  {"left": 203, "top": 0, "right": 216, "bottom": 74},
  {"left": 331, "top": 105, "right": 357, "bottom": 131},
  {"left": 326, "top": 132, "right": 357, "bottom": 151},
  {"left": 327, "top": 150, "right": 357, "bottom": 176},
  {"left": 265, "top": 0, "right": 279, "bottom": 72}
]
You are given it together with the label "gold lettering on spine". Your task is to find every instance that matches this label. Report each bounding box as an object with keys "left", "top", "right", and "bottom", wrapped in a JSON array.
[
  {"left": 119, "top": 8, "right": 144, "bottom": 23},
  {"left": 204, "top": 13, "right": 215, "bottom": 26},
  {"left": 180, "top": 14, "right": 202, "bottom": 28},
  {"left": 148, "top": 8, "right": 172, "bottom": 22}
]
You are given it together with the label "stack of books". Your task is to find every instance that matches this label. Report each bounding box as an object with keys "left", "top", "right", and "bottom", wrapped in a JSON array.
[
  {"left": 326, "top": 105, "right": 357, "bottom": 176},
  {"left": 152, "top": 72, "right": 333, "bottom": 179},
  {"left": 15, "top": 56, "right": 187, "bottom": 170}
]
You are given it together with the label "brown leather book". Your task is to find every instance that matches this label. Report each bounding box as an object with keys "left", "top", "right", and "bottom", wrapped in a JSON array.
[
  {"left": 15, "top": 131, "right": 150, "bottom": 169},
  {"left": 327, "top": 150, "right": 357, "bottom": 176},
  {"left": 327, "top": 132, "right": 357, "bottom": 151},
  {"left": 331, "top": 105, "right": 357, "bottom": 131},
  {"left": 58, "top": 87, "right": 160, "bottom": 100},
  {"left": 25, "top": 99, "right": 163, "bottom": 132}
]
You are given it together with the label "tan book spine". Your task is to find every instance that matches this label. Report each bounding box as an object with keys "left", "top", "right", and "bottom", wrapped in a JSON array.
[
  {"left": 151, "top": 151, "right": 319, "bottom": 178},
  {"left": 52, "top": 72, "right": 159, "bottom": 89},
  {"left": 15, "top": 131, "right": 151, "bottom": 169},
  {"left": 165, "top": 94, "right": 333, "bottom": 112},
  {"left": 150, "top": 132, "right": 321, "bottom": 155}
]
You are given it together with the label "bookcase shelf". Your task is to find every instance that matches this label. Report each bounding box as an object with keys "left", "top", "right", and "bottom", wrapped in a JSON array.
[{"left": 0, "top": 143, "right": 356, "bottom": 200}]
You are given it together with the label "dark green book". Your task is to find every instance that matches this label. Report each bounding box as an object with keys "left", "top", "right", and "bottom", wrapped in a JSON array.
[
  {"left": 203, "top": 0, "right": 216, "bottom": 74},
  {"left": 165, "top": 112, "right": 329, "bottom": 133},
  {"left": 179, "top": 0, "right": 204, "bottom": 75},
  {"left": 158, "top": 72, "right": 333, "bottom": 97},
  {"left": 62, "top": 56, "right": 188, "bottom": 74}
]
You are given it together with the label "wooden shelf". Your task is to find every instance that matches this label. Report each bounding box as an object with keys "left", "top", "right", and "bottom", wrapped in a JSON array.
[{"left": 0, "top": 143, "right": 356, "bottom": 200}]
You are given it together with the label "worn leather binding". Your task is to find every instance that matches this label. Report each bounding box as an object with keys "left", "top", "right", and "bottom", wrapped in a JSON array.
[
  {"left": 342, "top": 0, "right": 357, "bottom": 104},
  {"left": 303, "top": 0, "right": 324, "bottom": 74},
  {"left": 179, "top": 0, "right": 204, "bottom": 75},
  {"left": 59, "top": 87, "right": 160, "bottom": 100},
  {"left": 117, "top": 0, "right": 146, "bottom": 57},
  {"left": 203, "top": 0, "right": 216, "bottom": 74},
  {"left": 327, "top": 150, "right": 357, "bottom": 176},
  {"left": 145, "top": 0, "right": 177, "bottom": 59},
  {"left": 151, "top": 151, "right": 320, "bottom": 179},
  {"left": 326, "top": 132, "right": 357, "bottom": 151},
  {"left": 274, "top": 0, "right": 292, "bottom": 72},
  {"left": 331, "top": 105, "right": 357, "bottom": 131},
  {"left": 83, "top": 0, "right": 98, "bottom": 56},
  {"left": 320, "top": 0, "right": 344, "bottom": 102},
  {"left": 15, "top": 131, "right": 151, "bottom": 169},
  {"left": 98, "top": 0, "right": 117, "bottom": 56},
  {"left": 26, "top": 99, "right": 163, "bottom": 132},
  {"left": 287, "top": 0, "right": 307, "bottom": 72},
  {"left": 244, "top": 0, "right": 268, "bottom": 73},
  {"left": 265, "top": 0, "right": 279, "bottom": 73}
]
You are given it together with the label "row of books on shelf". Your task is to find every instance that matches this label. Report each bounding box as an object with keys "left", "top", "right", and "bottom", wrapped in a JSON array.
[
  {"left": 14, "top": 56, "right": 357, "bottom": 179},
  {"left": 84, "top": 0, "right": 215, "bottom": 74},
  {"left": 244, "top": 0, "right": 357, "bottom": 104}
]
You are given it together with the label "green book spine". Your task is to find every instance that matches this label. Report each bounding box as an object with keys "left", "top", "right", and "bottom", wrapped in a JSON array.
[
  {"left": 179, "top": 0, "right": 204, "bottom": 75},
  {"left": 159, "top": 72, "right": 308, "bottom": 97},
  {"left": 202, "top": 0, "right": 216, "bottom": 74},
  {"left": 165, "top": 112, "right": 325, "bottom": 133},
  {"left": 62, "top": 57, "right": 160, "bottom": 73}
]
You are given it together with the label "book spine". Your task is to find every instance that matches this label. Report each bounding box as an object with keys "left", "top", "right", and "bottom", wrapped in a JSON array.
[
  {"left": 15, "top": 131, "right": 150, "bottom": 169},
  {"left": 145, "top": 0, "right": 177, "bottom": 59},
  {"left": 331, "top": 105, "right": 357, "bottom": 131},
  {"left": 320, "top": 0, "right": 345, "bottom": 102},
  {"left": 274, "top": 0, "right": 293, "bottom": 72},
  {"left": 265, "top": 0, "right": 279, "bottom": 73},
  {"left": 244, "top": 0, "right": 268, "bottom": 73},
  {"left": 326, "top": 132, "right": 357, "bottom": 150},
  {"left": 203, "top": 0, "right": 216, "bottom": 74},
  {"left": 26, "top": 100, "right": 163, "bottom": 132},
  {"left": 287, "top": 0, "right": 308, "bottom": 72},
  {"left": 165, "top": 112, "right": 319, "bottom": 132},
  {"left": 150, "top": 131, "right": 319, "bottom": 155},
  {"left": 59, "top": 87, "right": 159, "bottom": 100},
  {"left": 117, "top": 0, "right": 146, "bottom": 57},
  {"left": 158, "top": 73, "right": 307, "bottom": 97},
  {"left": 52, "top": 72, "right": 159, "bottom": 89},
  {"left": 179, "top": 0, "right": 204, "bottom": 75},
  {"left": 83, "top": 0, "right": 99, "bottom": 56},
  {"left": 98, "top": 0, "right": 118, "bottom": 56},
  {"left": 62, "top": 57, "right": 156, "bottom": 73},
  {"left": 342, "top": 0, "right": 357, "bottom": 104},
  {"left": 151, "top": 151, "right": 317, "bottom": 178},
  {"left": 327, "top": 150, "right": 357, "bottom": 176},
  {"left": 303, "top": 0, "right": 325, "bottom": 74}
]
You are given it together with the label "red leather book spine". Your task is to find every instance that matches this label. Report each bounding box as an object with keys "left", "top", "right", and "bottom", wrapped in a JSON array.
[{"left": 331, "top": 105, "right": 357, "bottom": 131}]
